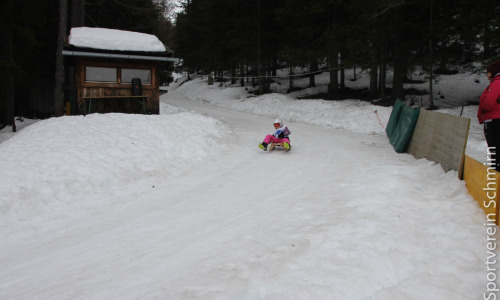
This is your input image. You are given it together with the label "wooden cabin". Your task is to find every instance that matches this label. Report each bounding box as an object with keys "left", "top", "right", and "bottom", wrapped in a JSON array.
[{"left": 63, "top": 27, "right": 177, "bottom": 115}]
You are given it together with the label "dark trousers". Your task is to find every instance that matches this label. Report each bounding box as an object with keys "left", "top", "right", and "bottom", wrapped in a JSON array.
[{"left": 484, "top": 119, "right": 500, "bottom": 171}]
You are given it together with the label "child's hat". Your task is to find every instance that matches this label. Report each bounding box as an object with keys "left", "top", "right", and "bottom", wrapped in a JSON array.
[{"left": 487, "top": 59, "right": 500, "bottom": 76}]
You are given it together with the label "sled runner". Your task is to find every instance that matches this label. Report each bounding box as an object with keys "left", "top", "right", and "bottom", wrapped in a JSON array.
[{"left": 269, "top": 142, "right": 291, "bottom": 152}]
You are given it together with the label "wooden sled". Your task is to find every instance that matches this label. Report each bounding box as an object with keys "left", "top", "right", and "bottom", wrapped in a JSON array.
[{"left": 269, "top": 142, "right": 291, "bottom": 152}]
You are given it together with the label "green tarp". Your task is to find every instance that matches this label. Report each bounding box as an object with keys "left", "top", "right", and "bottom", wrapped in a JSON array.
[
  {"left": 385, "top": 99, "right": 404, "bottom": 137},
  {"left": 386, "top": 99, "right": 420, "bottom": 153}
]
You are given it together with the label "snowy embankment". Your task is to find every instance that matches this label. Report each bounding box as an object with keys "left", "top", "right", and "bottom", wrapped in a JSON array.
[{"left": 0, "top": 112, "right": 231, "bottom": 226}]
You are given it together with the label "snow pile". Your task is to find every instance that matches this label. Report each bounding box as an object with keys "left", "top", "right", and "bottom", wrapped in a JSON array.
[
  {"left": 68, "top": 27, "right": 167, "bottom": 52},
  {"left": 0, "top": 112, "right": 230, "bottom": 225}
]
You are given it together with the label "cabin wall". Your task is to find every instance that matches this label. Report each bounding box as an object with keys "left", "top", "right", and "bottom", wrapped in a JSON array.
[{"left": 74, "top": 58, "right": 159, "bottom": 115}]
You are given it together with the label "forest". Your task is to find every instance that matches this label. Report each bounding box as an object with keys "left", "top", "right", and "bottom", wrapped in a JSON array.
[
  {"left": 176, "top": 0, "right": 500, "bottom": 102},
  {"left": 1, "top": 0, "right": 500, "bottom": 129}
]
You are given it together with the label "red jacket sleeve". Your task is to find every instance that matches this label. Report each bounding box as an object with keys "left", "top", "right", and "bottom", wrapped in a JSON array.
[{"left": 478, "top": 79, "right": 500, "bottom": 124}]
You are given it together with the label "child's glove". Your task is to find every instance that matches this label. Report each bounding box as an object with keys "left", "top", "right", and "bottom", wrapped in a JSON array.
[{"left": 278, "top": 132, "right": 285, "bottom": 138}]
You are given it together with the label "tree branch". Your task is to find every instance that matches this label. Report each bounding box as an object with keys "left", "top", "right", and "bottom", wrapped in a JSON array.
[{"left": 370, "top": 0, "right": 408, "bottom": 21}]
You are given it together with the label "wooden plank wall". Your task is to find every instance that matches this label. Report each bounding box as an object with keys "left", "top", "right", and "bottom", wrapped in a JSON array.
[{"left": 407, "top": 110, "right": 470, "bottom": 174}]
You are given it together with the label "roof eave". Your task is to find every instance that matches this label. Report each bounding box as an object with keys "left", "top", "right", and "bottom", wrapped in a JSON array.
[{"left": 62, "top": 50, "right": 179, "bottom": 62}]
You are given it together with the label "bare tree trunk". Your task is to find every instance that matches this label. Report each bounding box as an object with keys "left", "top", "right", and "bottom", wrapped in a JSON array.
[
  {"left": 54, "top": 0, "right": 67, "bottom": 116},
  {"left": 379, "top": 45, "right": 386, "bottom": 101},
  {"left": 309, "top": 61, "right": 317, "bottom": 87},
  {"left": 428, "top": 0, "right": 434, "bottom": 108},
  {"left": 6, "top": 0, "right": 16, "bottom": 131},
  {"left": 392, "top": 46, "right": 409, "bottom": 100},
  {"left": 340, "top": 67, "right": 345, "bottom": 90},
  {"left": 71, "top": 0, "right": 85, "bottom": 27},
  {"left": 328, "top": 48, "right": 339, "bottom": 98},
  {"left": 368, "top": 10, "right": 379, "bottom": 99},
  {"left": 239, "top": 65, "right": 244, "bottom": 86},
  {"left": 327, "top": 5, "right": 339, "bottom": 99},
  {"left": 257, "top": 0, "right": 265, "bottom": 94},
  {"left": 339, "top": 51, "right": 345, "bottom": 90},
  {"left": 369, "top": 45, "right": 378, "bottom": 99}
]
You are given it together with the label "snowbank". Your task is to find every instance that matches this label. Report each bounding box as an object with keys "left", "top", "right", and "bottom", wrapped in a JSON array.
[{"left": 0, "top": 112, "right": 230, "bottom": 225}]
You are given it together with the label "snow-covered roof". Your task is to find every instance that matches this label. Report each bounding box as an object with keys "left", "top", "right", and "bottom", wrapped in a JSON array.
[{"left": 68, "top": 27, "right": 168, "bottom": 53}]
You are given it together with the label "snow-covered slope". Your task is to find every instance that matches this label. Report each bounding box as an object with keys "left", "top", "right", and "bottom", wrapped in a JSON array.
[{"left": 0, "top": 75, "right": 494, "bottom": 299}]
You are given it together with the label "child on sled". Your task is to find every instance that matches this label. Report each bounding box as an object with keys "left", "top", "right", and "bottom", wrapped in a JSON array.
[{"left": 259, "top": 118, "right": 291, "bottom": 151}]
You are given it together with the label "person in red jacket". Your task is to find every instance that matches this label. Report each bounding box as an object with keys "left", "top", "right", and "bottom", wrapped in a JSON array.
[{"left": 478, "top": 59, "right": 500, "bottom": 170}]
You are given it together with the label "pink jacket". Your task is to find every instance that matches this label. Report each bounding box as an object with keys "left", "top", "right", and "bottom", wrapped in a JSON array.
[{"left": 478, "top": 75, "right": 500, "bottom": 124}]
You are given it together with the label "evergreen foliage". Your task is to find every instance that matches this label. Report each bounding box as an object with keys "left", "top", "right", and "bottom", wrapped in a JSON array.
[{"left": 175, "top": 0, "right": 500, "bottom": 101}]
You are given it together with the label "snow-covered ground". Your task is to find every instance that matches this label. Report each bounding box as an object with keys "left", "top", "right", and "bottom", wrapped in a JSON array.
[
  {"left": 172, "top": 69, "right": 488, "bottom": 161},
  {"left": 0, "top": 70, "right": 498, "bottom": 299}
]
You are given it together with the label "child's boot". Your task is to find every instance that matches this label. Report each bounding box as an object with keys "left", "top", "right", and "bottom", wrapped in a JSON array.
[
  {"left": 284, "top": 142, "right": 291, "bottom": 152},
  {"left": 259, "top": 142, "right": 268, "bottom": 151}
]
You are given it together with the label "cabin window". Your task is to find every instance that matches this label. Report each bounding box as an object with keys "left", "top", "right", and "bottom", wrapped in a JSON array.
[
  {"left": 85, "top": 66, "right": 117, "bottom": 83},
  {"left": 121, "top": 69, "right": 152, "bottom": 84}
]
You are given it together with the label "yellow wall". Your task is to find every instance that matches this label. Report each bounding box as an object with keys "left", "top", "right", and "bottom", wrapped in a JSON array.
[{"left": 463, "top": 155, "right": 499, "bottom": 225}]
